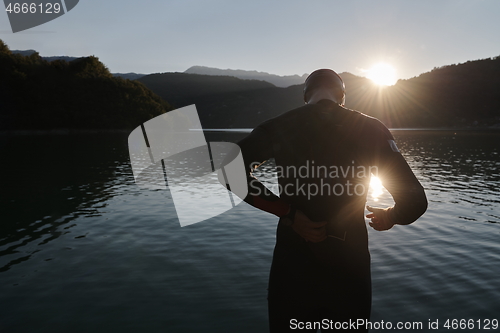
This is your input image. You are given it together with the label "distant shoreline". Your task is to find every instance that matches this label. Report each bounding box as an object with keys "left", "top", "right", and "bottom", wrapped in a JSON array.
[
  {"left": 0, "top": 129, "right": 132, "bottom": 136},
  {"left": 389, "top": 127, "right": 500, "bottom": 131},
  {"left": 200, "top": 127, "right": 500, "bottom": 133},
  {"left": 1, "top": 127, "right": 499, "bottom": 136}
]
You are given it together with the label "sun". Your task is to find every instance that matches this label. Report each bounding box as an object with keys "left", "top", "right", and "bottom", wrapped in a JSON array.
[{"left": 366, "top": 63, "right": 397, "bottom": 86}]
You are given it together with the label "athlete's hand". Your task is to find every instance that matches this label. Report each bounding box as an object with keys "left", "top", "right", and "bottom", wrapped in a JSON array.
[
  {"left": 366, "top": 206, "right": 396, "bottom": 231},
  {"left": 291, "top": 210, "right": 327, "bottom": 243}
]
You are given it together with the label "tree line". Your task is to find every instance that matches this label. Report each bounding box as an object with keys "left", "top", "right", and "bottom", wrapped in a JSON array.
[
  {"left": 2, "top": 37, "right": 499, "bottom": 130},
  {"left": 138, "top": 58, "right": 500, "bottom": 129},
  {"left": 0, "top": 39, "right": 171, "bottom": 130}
]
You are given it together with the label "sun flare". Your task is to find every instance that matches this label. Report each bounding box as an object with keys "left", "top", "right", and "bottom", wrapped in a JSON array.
[
  {"left": 366, "top": 63, "right": 397, "bottom": 86},
  {"left": 369, "top": 176, "right": 384, "bottom": 201}
]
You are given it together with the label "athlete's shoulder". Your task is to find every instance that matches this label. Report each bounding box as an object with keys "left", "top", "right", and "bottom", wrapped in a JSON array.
[
  {"left": 333, "top": 106, "right": 399, "bottom": 155},
  {"left": 344, "top": 107, "right": 394, "bottom": 140},
  {"left": 269, "top": 102, "right": 317, "bottom": 122},
  {"left": 255, "top": 102, "right": 316, "bottom": 133}
]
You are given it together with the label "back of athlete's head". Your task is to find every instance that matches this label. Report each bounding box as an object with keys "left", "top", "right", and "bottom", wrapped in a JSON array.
[{"left": 303, "top": 69, "right": 345, "bottom": 105}]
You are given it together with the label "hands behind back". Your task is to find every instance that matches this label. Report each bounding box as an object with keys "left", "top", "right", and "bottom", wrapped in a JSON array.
[{"left": 290, "top": 210, "right": 327, "bottom": 243}]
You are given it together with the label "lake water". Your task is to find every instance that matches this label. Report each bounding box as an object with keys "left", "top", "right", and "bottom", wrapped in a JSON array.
[{"left": 1, "top": 130, "right": 499, "bottom": 332}]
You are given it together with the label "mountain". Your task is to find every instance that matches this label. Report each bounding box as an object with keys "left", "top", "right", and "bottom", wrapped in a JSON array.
[
  {"left": 1, "top": 41, "right": 171, "bottom": 130},
  {"left": 140, "top": 58, "right": 500, "bottom": 129},
  {"left": 137, "top": 72, "right": 275, "bottom": 106},
  {"left": 386, "top": 58, "right": 500, "bottom": 127},
  {"left": 137, "top": 71, "right": 379, "bottom": 129},
  {"left": 5, "top": 43, "right": 500, "bottom": 130},
  {"left": 11, "top": 49, "right": 38, "bottom": 57},
  {"left": 12, "top": 49, "right": 79, "bottom": 62},
  {"left": 185, "top": 65, "right": 307, "bottom": 87},
  {"left": 113, "top": 73, "right": 146, "bottom": 80},
  {"left": 12, "top": 50, "right": 146, "bottom": 80}
]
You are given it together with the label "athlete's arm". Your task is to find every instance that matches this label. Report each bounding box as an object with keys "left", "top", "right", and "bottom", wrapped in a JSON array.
[
  {"left": 236, "top": 126, "right": 290, "bottom": 216},
  {"left": 233, "top": 126, "right": 327, "bottom": 242},
  {"left": 367, "top": 124, "right": 428, "bottom": 230}
]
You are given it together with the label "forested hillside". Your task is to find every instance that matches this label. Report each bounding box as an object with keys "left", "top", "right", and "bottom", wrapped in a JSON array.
[
  {"left": 139, "top": 58, "right": 500, "bottom": 129},
  {"left": 140, "top": 57, "right": 500, "bottom": 128},
  {"left": 2, "top": 38, "right": 499, "bottom": 130},
  {"left": 184, "top": 66, "right": 307, "bottom": 87},
  {"left": 0, "top": 40, "right": 171, "bottom": 130}
]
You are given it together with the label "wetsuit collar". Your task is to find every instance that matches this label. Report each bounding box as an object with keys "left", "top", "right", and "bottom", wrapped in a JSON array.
[{"left": 315, "top": 99, "right": 341, "bottom": 109}]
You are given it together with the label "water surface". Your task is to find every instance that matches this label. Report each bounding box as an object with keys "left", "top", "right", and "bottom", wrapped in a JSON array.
[{"left": 1, "top": 130, "right": 499, "bottom": 332}]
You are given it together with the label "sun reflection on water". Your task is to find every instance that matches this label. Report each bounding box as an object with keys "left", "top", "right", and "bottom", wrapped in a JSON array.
[{"left": 369, "top": 176, "right": 384, "bottom": 201}]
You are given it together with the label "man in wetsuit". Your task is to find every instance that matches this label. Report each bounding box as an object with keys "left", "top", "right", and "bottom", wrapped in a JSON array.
[{"left": 234, "top": 69, "right": 427, "bottom": 332}]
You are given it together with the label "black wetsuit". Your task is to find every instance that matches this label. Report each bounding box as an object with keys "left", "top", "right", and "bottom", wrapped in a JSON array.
[{"left": 236, "top": 99, "right": 427, "bottom": 332}]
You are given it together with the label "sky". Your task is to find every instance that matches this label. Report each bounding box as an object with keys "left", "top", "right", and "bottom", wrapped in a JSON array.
[{"left": 1, "top": 0, "right": 500, "bottom": 81}]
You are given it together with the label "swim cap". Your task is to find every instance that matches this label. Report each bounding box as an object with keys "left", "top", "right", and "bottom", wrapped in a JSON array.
[{"left": 303, "top": 69, "right": 345, "bottom": 105}]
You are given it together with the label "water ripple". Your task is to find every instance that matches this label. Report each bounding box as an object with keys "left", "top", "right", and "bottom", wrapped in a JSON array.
[{"left": 1, "top": 131, "right": 500, "bottom": 332}]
